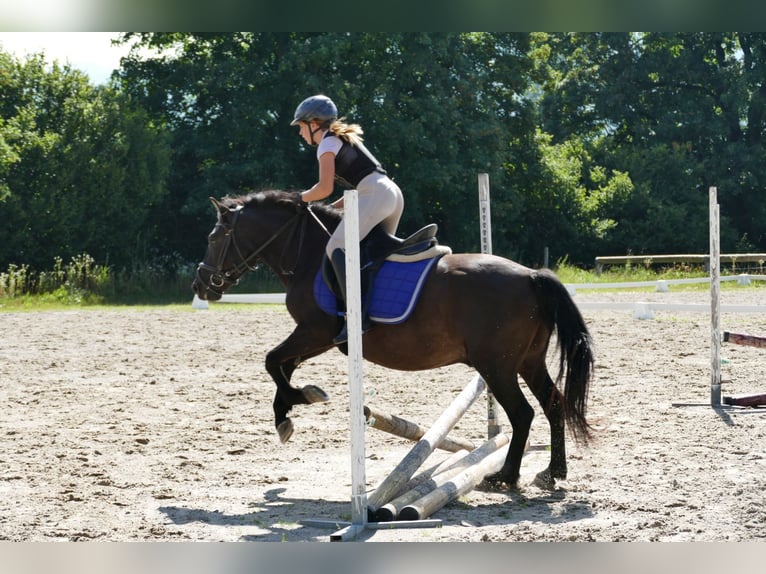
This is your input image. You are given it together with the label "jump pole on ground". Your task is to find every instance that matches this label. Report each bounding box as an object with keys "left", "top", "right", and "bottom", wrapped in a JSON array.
[
  {"left": 365, "top": 374, "right": 486, "bottom": 517},
  {"left": 721, "top": 332, "right": 766, "bottom": 407},
  {"left": 374, "top": 432, "right": 510, "bottom": 521},
  {"left": 478, "top": 173, "right": 502, "bottom": 439},
  {"left": 363, "top": 405, "right": 476, "bottom": 452},
  {"left": 723, "top": 331, "right": 766, "bottom": 348}
]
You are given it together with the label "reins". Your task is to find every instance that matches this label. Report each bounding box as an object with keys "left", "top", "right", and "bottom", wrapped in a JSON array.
[{"left": 306, "top": 203, "right": 333, "bottom": 238}]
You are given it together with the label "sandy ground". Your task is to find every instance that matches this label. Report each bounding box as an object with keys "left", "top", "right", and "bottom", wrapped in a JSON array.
[{"left": 1, "top": 285, "right": 765, "bottom": 543}]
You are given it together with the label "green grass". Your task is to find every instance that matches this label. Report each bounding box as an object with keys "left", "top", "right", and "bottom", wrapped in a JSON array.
[
  {"left": 2, "top": 255, "right": 763, "bottom": 312},
  {"left": 555, "top": 260, "right": 705, "bottom": 283},
  {"left": 554, "top": 260, "right": 765, "bottom": 292},
  {"left": 0, "top": 252, "right": 283, "bottom": 311}
]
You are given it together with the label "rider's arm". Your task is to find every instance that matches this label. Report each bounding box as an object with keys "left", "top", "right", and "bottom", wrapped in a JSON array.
[{"left": 301, "top": 152, "right": 335, "bottom": 202}]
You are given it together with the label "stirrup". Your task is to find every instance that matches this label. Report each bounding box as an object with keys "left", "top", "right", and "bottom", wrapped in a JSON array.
[
  {"left": 333, "top": 324, "right": 349, "bottom": 345},
  {"left": 333, "top": 319, "right": 372, "bottom": 346}
]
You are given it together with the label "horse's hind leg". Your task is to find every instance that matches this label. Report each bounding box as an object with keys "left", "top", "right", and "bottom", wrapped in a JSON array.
[
  {"left": 481, "top": 370, "right": 534, "bottom": 489},
  {"left": 521, "top": 360, "right": 567, "bottom": 488}
]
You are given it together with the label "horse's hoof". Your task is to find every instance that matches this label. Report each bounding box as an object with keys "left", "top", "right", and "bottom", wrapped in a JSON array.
[
  {"left": 533, "top": 468, "right": 555, "bottom": 489},
  {"left": 277, "top": 419, "right": 294, "bottom": 443},
  {"left": 484, "top": 471, "right": 518, "bottom": 490},
  {"left": 302, "top": 385, "right": 329, "bottom": 404}
]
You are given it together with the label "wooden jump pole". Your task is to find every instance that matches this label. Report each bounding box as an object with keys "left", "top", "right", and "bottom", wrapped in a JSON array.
[
  {"left": 365, "top": 374, "right": 486, "bottom": 516},
  {"left": 478, "top": 173, "right": 502, "bottom": 439},
  {"left": 710, "top": 186, "right": 722, "bottom": 407},
  {"left": 397, "top": 449, "right": 472, "bottom": 495},
  {"left": 721, "top": 331, "right": 766, "bottom": 407},
  {"left": 723, "top": 331, "right": 766, "bottom": 349},
  {"left": 363, "top": 405, "right": 476, "bottom": 453},
  {"left": 723, "top": 393, "right": 766, "bottom": 407},
  {"left": 368, "top": 449, "right": 471, "bottom": 520},
  {"left": 399, "top": 439, "right": 511, "bottom": 521},
  {"left": 374, "top": 432, "right": 510, "bottom": 522}
]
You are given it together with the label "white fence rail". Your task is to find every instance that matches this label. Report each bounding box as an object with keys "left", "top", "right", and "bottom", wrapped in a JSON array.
[
  {"left": 565, "top": 273, "right": 766, "bottom": 295},
  {"left": 192, "top": 273, "right": 766, "bottom": 316}
]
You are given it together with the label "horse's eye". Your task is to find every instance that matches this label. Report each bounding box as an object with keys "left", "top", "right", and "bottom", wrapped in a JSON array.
[{"left": 209, "top": 225, "right": 228, "bottom": 242}]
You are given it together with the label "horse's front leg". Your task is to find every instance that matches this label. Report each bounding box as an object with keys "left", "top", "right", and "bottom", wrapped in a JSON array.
[{"left": 264, "top": 325, "right": 334, "bottom": 443}]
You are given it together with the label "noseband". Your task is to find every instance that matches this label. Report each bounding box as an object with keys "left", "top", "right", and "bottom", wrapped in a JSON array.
[{"left": 196, "top": 206, "right": 303, "bottom": 296}]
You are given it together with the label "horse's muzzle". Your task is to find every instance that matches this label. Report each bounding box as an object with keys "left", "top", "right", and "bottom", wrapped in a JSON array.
[
  {"left": 191, "top": 278, "right": 206, "bottom": 300},
  {"left": 192, "top": 264, "right": 224, "bottom": 301},
  {"left": 192, "top": 281, "right": 222, "bottom": 302}
]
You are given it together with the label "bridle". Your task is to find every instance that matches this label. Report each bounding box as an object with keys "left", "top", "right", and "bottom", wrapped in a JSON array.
[{"left": 195, "top": 205, "right": 305, "bottom": 297}]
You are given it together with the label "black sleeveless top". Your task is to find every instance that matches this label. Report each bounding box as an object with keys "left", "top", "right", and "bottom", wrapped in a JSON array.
[{"left": 324, "top": 132, "right": 387, "bottom": 188}]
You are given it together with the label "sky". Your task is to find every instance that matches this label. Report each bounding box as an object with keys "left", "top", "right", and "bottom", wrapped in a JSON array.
[{"left": 0, "top": 32, "right": 133, "bottom": 85}]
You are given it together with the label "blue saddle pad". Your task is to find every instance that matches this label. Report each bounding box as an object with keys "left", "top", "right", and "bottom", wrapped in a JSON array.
[{"left": 313, "top": 256, "right": 441, "bottom": 325}]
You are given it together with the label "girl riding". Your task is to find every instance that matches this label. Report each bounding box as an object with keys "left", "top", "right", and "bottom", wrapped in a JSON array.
[{"left": 291, "top": 94, "right": 404, "bottom": 345}]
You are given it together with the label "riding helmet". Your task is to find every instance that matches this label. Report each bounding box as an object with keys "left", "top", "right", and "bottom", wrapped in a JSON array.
[{"left": 290, "top": 95, "right": 338, "bottom": 127}]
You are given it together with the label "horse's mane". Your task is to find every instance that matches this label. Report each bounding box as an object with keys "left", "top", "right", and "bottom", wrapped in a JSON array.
[{"left": 221, "top": 190, "right": 342, "bottom": 225}]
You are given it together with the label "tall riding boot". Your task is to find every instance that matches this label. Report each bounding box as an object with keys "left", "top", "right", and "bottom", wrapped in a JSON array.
[
  {"left": 330, "top": 248, "right": 373, "bottom": 345},
  {"left": 359, "top": 265, "right": 376, "bottom": 333},
  {"left": 330, "top": 248, "right": 350, "bottom": 345}
]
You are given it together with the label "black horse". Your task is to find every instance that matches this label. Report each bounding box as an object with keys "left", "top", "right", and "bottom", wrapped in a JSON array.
[{"left": 192, "top": 190, "right": 594, "bottom": 488}]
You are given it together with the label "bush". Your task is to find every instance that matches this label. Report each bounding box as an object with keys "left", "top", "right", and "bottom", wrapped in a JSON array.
[{"left": 0, "top": 251, "right": 282, "bottom": 306}]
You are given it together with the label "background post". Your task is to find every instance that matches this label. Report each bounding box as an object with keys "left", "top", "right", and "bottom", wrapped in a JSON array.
[{"left": 478, "top": 173, "right": 502, "bottom": 438}]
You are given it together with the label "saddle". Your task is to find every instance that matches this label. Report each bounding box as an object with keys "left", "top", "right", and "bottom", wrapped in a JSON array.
[
  {"left": 320, "top": 223, "right": 449, "bottom": 313},
  {"left": 361, "top": 223, "right": 441, "bottom": 263},
  {"left": 315, "top": 223, "right": 452, "bottom": 323}
]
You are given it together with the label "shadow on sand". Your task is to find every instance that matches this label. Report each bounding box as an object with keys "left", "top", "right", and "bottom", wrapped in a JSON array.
[{"left": 159, "top": 481, "right": 594, "bottom": 541}]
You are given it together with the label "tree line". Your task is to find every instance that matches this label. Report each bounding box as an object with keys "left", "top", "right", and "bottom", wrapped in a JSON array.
[{"left": 2, "top": 32, "right": 765, "bottom": 276}]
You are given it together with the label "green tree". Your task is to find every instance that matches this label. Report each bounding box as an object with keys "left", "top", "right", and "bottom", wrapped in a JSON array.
[
  {"left": 0, "top": 48, "right": 170, "bottom": 270},
  {"left": 537, "top": 32, "right": 766, "bottom": 257}
]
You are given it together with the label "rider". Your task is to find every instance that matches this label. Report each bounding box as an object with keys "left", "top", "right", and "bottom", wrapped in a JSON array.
[{"left": 291, "top": 94, "right": 404, "bottom": 345}]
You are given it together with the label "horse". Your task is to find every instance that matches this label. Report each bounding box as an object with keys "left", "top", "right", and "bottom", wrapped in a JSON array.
[{"left": 192, "top": 190, "right": 594, "bottom": 489}]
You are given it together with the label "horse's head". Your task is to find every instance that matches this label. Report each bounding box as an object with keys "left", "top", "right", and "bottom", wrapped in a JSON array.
[
  {"left": 192, "top": 197, "right": 247, "bottom": 301},
  {"left": 192, "top": 192, "right": 313, "bottom": 301}
]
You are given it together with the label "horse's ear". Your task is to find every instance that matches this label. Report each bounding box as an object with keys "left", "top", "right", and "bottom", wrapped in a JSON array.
[{"left": 210, "top": 197, "right": 228, "bottom": 215}]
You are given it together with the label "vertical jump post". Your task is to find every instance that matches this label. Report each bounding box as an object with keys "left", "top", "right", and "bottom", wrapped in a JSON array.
[
  {"left": 478, "top": 173, "right": 502, "bottom": 439},
  {"left": 335, "top": 189, "right": 368, "bottom": 540},
  {"left": 710, "top": 186, "right": 721, "bottom": 407}
]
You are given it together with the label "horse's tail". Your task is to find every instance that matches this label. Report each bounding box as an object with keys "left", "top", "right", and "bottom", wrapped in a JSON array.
[{"left": 531, "top": 268, "right": 595, "bottom": 443}]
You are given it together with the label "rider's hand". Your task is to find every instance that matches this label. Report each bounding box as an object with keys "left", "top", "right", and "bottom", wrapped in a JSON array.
[{"left": 291, "top": 191, "right": 307, "bottom": 210}]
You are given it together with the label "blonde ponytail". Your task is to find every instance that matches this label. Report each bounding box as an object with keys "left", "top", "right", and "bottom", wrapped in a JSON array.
[{"left": 328, "top": 118, "right": 364, "bottom": 147}]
